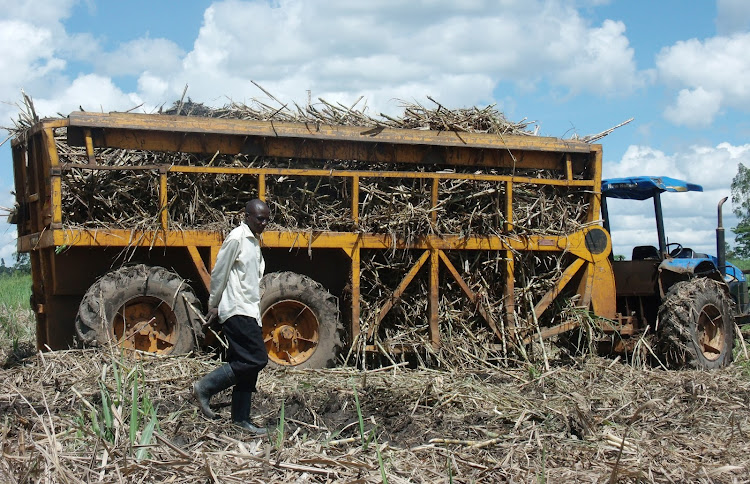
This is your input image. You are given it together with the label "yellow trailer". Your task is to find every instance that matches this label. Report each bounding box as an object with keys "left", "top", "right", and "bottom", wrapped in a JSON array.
[{"left": 12, "top": 111, "right": 617, "bottom": 367}]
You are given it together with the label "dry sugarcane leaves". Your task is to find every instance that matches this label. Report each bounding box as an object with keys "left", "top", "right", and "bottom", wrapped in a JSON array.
[{"left": 2, "top": 347, "right": 750, "bottom": 483}]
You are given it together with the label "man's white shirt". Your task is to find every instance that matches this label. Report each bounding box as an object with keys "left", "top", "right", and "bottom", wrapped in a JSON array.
[{"left": 208, "top": 222, "right": 265, "bottom": 325}]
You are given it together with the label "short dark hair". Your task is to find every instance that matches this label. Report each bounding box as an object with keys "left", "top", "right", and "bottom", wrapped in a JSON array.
[{"left": 245, "top": 199, "right": 268, "bottom": 215}]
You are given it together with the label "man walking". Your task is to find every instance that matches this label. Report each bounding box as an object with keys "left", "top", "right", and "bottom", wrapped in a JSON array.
[{"left": 192, "top": 199, "right": 270, "bottom": 434}]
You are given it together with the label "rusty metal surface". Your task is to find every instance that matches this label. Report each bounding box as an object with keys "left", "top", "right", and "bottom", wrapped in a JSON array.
[
  {"left": 613, "top": 260, "right": 659, "bottom": 296},
  {"left": 60, "top": 112, "right": 599, "bottom": 171},
  {"left": 114, "top": 297, "right": 179, "bottom": 354},
  {"left": 262, "top": 299, "right": 320, "bottom": 366},
  {"left": 66, "top": 111, "right": 595, "bottom": 153},
  {"left": 19, "top": 227, "right": 607, "bottom": 256}
]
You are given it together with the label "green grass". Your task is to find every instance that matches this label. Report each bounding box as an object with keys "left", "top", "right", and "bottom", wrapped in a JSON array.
[
  {"left": 0, "top": 273, "right": 32, "bottom": 307},
  {"left": 728, "top": 257, "right": 750, "bottom": 271},
  {"left": 0, "top": 273, "right": 35, "bottom": 353},
  {"left": 73, "top": 354, "right": 160, "bottom": 461}
]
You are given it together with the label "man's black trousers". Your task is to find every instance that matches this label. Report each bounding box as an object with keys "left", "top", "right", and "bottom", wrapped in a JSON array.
[{"left": 222, "top": 315, "right": 268, "bottom": 392}]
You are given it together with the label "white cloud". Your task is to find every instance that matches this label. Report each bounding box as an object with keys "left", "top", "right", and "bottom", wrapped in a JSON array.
[
  {"left": 663, "top": 87, "right": 723, "bottom": 127},
  {"left": 0, "top": 0, "right": 76, "bottom": 28},
  {"left": 0, "top": 20, "right": 67, "bottom": 93},
  {"left": 0, "top": 0, "right": 650, "bottom": 123},
  {"left": 605, "top": 142, "right": 750, "bottom": 191},
  {"left": 0, "top": 1, "right": 98, "bottom": 125},
  {"left": 169, "top": 0, "right": 647, "bottom": 110},
  {"left": 96, "top": 38, "right": 185, "bottom": 78},
  {"left": 137, "top": 72, "right": 171, "bottom": 106},
  {"left": 556, "top": 19, "right": 648, "bottom": 96},
  {"left": 657, "top": 33, "right": 750, "bottom": 125},
  {"left": 33, "top": 74, "right": 144, "bottom": 116},
  {"left": 716, "top": 0, "right": 750, "bottom": 35}
]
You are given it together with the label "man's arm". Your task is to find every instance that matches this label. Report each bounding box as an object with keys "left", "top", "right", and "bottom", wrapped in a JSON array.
[{"left": 208, "top": 237, "right": 240, "bottom": 310}]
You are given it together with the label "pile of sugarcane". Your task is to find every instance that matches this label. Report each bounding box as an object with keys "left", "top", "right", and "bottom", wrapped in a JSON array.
[
  {"left": 13, "top": 94, "right": 599, "bottom": 360},
  {"left": 46, "top": 98, "right": 591, "bottom": 237}
]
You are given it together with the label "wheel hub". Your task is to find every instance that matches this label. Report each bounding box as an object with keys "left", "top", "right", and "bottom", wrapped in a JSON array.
[
  {"left": 276, "top": 325, "right": 297, "bottom": 341},
  {"left": 113, "top": 296, "right": 178, "bottom": 354},
  {"left": 697, "top": 304, "right": 724, "bottom": 361},
  {"left": 262, "top": 299, "right": 320, "bottom": 366}
]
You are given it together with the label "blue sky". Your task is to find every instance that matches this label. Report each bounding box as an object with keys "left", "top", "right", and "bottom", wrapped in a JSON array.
[{"left": 1, "top": 0, "right": 750, "bottom": 262}]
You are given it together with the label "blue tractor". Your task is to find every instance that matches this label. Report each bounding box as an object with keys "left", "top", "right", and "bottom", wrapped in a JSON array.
[{"left": 601, "top": 176, "right": 748, "bottom": 369}]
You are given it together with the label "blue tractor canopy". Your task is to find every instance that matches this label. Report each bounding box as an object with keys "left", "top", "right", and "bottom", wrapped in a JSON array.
[
  {"left": 601, "top": 176, "right": 705, "bottom": 260},
  {"left": 601, "top": 176, "right": 703, "bottom": 200}
]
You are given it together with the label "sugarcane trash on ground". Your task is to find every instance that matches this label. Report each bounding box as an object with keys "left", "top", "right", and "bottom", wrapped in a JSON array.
[{"left": 1, "top": 343, "right": 749, "bottom": 483}]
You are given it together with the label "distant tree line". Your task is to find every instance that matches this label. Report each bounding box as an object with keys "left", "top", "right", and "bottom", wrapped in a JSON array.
[
  {"left": 732, "top": 163, "right": 750, "bottom": 259},
  {"left": 0, "top": 253, "right": 31, "bottom": 276}
]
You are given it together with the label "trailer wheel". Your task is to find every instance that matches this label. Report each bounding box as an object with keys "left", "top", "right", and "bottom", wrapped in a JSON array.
[
  {"left": 75, "top": 264, "right": 202, "bottom": 355},
  {"left": 656, "top": 278, "right": 734, "bottom": 369},
  {"left": 260, "top": 272, "right": 343, "bottom": 368}
]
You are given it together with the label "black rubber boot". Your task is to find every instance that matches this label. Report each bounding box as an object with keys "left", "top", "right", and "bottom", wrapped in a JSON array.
[
  {"left": 192, "top": 364, "right": 235, "bottom": 419},
  {"left": 232, "top": 390, "right": 267, "bottom": 435}
]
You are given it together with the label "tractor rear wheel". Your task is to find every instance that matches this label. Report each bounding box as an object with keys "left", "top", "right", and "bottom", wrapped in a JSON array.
[
  {"left": 657, "top": 278, "right": 734, "bottom": 369},
  {"left": 260, "top": 272, "right": 343, "bottom": 368},
  {"left": 75, "top": 264, "right": 202, "bottom": 355}
]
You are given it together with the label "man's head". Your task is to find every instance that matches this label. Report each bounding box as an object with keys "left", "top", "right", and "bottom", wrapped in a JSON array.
[{"left": 245, "top": 199, "right": 270, "bottom": 236}]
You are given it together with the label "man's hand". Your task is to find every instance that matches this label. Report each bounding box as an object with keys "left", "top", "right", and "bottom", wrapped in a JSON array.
[{"left": 205, "top": 308, "right": 219, "bottom": 326}]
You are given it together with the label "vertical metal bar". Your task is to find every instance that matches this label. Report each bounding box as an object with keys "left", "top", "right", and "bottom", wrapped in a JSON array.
[
  {"left": 84, "top": 128, "right": 96, "bottom": 164},
  {"left": 565, "top": 153, "right": 573, "bottom": 181},
  {"left": 654, "top": 191, "right": 667, "bottom": 258},
  {"left": 30, "top": 135, "right": 45, "bottom": 232},
  {"left": 601, "top": 196, "right": 611, "bottom": 236},
  {"left": 351, "top": 175, "right": 359, "bottom": 225},
  {"left": 11, "top": 144, "right": 30, "bottom": 235},
  {"left": 429, "top": 248, "right": 440, "bottom": 348},
  {"left": 504, "top": 179, "right": 516, "bottom": 337},
  {"left": 601, "top": 195, "right": 614, "bottom": 261},
  {"left": 587, "top": 148, "right": 603, "bottom": 224},
  {"left": 717, "top": 197, "right": 728, "bottom": 276},
  {"left": 504, "top": 251, "right": 516, "bottom": 338},
  {"left": 350, "top": 174, "right": 362, "bottom": 340},
  {"left": 258, "top": 173, "right": 266, "bottom": 201},
  {"left": 350, "top": 175, "right": 362, "bottom": 341},
  {"left": 351, "top": 245, "right": 361, "bottom": 341},
  {"left": 431, "top": 178, "right": 439, "bottom": 226},
  {"left": 39, "top": 248, "right": 55, "bottom": 349},
  {"left": 30, "top": 251, "right": 46, "bottom": 350},
  {"left": 505, "top": 180, "right": 513, "bottom": 231},
  {"left": 159, "top": 170, "right": 168, "bottom": 231},
  {"left": 44, "top": 128, "right": 62, "bottom": 227}
]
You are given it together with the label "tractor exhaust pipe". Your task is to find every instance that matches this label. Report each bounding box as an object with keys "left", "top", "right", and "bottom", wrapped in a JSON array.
[{"left": 717, "top": 197, "right": 728, "bottom": 276}]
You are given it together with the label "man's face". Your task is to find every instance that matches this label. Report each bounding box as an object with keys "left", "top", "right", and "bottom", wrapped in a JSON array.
[{"left": 245, "top": 203, "right": 270, "bottom": 236}]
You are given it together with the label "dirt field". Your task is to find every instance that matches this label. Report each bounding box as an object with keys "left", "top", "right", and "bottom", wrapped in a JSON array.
[{"left": 2, "top": 341, "right": 750, "bottom": 483}]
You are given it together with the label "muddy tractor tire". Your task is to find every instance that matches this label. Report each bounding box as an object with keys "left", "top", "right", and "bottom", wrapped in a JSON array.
[
  {"left": 75, "top": 264, "right": 202, "bottom": 355},
  {"left": 260, "top": 271, "right": 343, "bottom": 369},
  {"left": 656, "top": 278, "right": 735, "bottom": 369}
]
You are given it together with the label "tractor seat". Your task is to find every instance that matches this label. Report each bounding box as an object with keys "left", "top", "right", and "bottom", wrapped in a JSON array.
[{"left": 632, "top": 245, "right": 660, "bottom": 260}]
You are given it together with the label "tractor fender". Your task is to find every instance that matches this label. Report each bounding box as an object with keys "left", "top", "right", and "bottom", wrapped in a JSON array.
[{"left": 657, "top": 257, "right": 723, "bottom": 299}]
